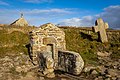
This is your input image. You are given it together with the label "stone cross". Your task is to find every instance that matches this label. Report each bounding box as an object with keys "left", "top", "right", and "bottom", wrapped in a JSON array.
[
  {"left": 93, "top": 18, "right": 109, "bottom": 43},
  {"left": 21, "top": 13, "right": 23, "bottom": 18}
]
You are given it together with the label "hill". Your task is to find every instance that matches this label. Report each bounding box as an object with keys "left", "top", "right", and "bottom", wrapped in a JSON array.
[
  {"left": 0, "top": 25, "right": 120, "bottom": 80},
  {"left": 0, "top": 25, "right": 120, "bottom": 64}
]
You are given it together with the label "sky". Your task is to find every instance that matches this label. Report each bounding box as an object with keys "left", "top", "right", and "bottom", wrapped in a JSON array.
[{"left": 0, "top": 0, "right": 120, "bottom": 29}]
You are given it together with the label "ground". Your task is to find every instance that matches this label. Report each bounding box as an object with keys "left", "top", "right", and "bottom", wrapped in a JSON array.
[{"left": 0, "top": 25, "right": 120, "bottom": 80}]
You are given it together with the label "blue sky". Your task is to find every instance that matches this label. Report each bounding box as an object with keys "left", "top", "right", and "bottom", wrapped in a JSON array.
[{"left": 0, "top": 0, "right": 120, "bottom": 29}]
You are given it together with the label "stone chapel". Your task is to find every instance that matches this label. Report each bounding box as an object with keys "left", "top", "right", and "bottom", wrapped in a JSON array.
[{"left": 11, "top": 13, "right": 28, "bottom": 26}]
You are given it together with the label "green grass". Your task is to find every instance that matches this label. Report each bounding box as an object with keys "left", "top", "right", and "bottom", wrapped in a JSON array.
[
  {"left": 62, "top": 27, "right": 120, "bottom": 65},
  {"left": 0, "top": 26, "right": 30, "bottom": 56},
  {"left": 0, "top": 26, "right": 120, "bottom": 66}
]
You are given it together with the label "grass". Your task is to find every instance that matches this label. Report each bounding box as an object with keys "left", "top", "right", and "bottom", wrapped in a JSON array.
[
  {"left": 0, "top": 25, "right": 120, "bottom": 66},
  {"left": 62, "top": 27, "right": 120, "bottom": 65},
  {"left": 0, "top": 26, "right": 30, "bottom": 56}
]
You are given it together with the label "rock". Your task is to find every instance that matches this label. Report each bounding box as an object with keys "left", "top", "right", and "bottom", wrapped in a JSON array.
[
  {"left": 84, "top": 66, "right": 96, "bottom": 73},
  {"left": 16, "top": 66, "right": 23, "bottom": 72},
  {"left": 91, "top": 70, "right": 98, "bottom": 75},
  {"left": 46, "top": 72, "right": 55, "bottom": 78},
  {"left": 94, "top": 78, "right": 99, "bottom": 80},
  {"left": 39, "top": 77, "right": 45, "bottom": 80},
  {"left": 0, "top": 73, "right": 2, "bottom": 77},
  {"left": 105, "top": 78, "right": 111, "bottom": 80},
  {"left": 3, "top": 56, "right": 12, "bottom": 61},
  {"left": 39, "top": 51, "right": 55, "bottom": 78},
  {"left": 97, "top": 52, "right": 111, "bottom": 57},
  {"left": 18, "top": 72, "right": 36, "bottom": 80},
  {"left": 98, "top": 76, "right": 103, "bottom": 80},
  {"left": 43, "top": 68, "right": 54, "bottom": 75},
  {"left": 20, "top": 52, "right": 23, "bottom": 55},
  {"left": 97, "top": 66, "right": 107, "bottom": 75},
  {"left": 111, "top": 77, "right": 117, "bottom": 80},
  {"left": 106, "top": 74, "right": 111, "bottom": 78},
  {"left": 61, "top": 78, "right": 67, "bottom": 80},
  {"left": 108, "top": 69, "right": 118, "bottom": 77}
]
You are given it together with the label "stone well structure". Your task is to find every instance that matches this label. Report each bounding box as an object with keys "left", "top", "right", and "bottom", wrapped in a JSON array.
[{"left": 29, "top": 23, "right": 84, "bottom": 77}]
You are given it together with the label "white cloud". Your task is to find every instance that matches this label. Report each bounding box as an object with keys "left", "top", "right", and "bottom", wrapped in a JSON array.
[
  {"left": 0, "top": 8, "right": 73, "bottom": 26},
  {"left": 0, "top": 5, "right": 120, "bottom": 29},
  {"left": 98, "top": 5, "right": 120, "bottom": 29},
  {"left": 59, "top": 5, "right": 120, "bottom": 29},
  {"left": 59, "top": 16, "right": 94, "bottom": 27},
  {"left": 24, "top": 8, "right": 72, "bottom": 14},
  {"left": 24, "top": 0, "right": 52, "bottom": 3},
  {"left": 0, "top": 1, "right": 9, "bottom": 6}
]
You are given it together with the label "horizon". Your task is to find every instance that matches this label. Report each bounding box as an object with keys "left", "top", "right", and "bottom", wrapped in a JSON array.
[{"left": 0, "top": 0, "right": 120, "bottom": 29}]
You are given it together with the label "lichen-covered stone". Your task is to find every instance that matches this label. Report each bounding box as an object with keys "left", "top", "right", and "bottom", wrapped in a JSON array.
[
  {"left": 29, "top": 23, "right": 84, "bottom": 77},
  {"left": 92, "top": 18, "right": 109, "bottom": 43},
  {"left": 30, "top": 23, "right": 66, "bottom": 65},
  {"left": 37, "top": 51, "right": 55, "bottom": 78}
]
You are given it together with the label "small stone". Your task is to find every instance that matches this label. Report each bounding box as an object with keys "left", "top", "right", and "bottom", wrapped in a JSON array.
[
  {"left": 97, "top": 52, "right": 110, "bottom": 57},
  {"left": 20, "top": 53, "right": 23, "bottom": 55},
  {"left": 111, "top": 77, "right": 117, "bottom": 80},
  {"left": 84, "top": 66, "right": 96, "bottom": 73},
  {"left": 105, "top": 78, "right": 110, "bottom": 80},
  {"left": 16, "top": 66, "right": 23, "bottom": 72},
  {"left": 91, "top": 70, "right": 98, "bottom": 75},
  {"left": 97, "top": 66, "right": 107, "bottom": 75},
  {"left": 98, "top": 76, "right": 103, "bottom": 80},
  {"left": 108, "top": 69, "right": 117, "bottom": 77},
  {"left": 61, "top": 78, "right": 67, "bottom": 80},
  {"left": 46, "top": 72, "right": 55, "bottom": 78},
  {"left": 39, "top": 77, "right": 45, "bottom": 80},
  {"left": 94, "top": 78, "right": 99, "bottom": 80},
  {"left": 0, "top": 73, "right": 2, "bottom": 77},
  {"left": 106, "top": 74, "right": 111, "bottom": 78}
]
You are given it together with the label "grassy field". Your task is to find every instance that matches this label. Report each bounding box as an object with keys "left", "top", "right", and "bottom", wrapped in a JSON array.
[{"left": 0, "top": 25, "right": 120, "bottom": 65}]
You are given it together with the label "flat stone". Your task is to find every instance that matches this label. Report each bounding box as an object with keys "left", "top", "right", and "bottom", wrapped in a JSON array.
[
  {"left": 61, "top": 78, "right": 67, "bottom": 80},
  {"left": 16, "top": 66, "right": 23, "bottom": 72},
  {"left": 91, "top": 70, "right": 98, "bottom": 75},
  {"left": 46, "top": 72, "right": 55, "bottom": 78},
  {"left": 111, "top": 77, "right": 117, "bottom": 80},
  {"left": 39, "top": 77, "right": 45, "bottom": 80},
  {"left": 105, "top": 78, "right": 111, "bottom": 80},
  {"left": 108, "top": 69, "right": 118, "bottom": 77},
  {"left": 0, "top": 73, "right": 2, "bottom": 77},
  {"left": 97, "top": 52, "right": 110, "bottom": 57},
  {"left": 84, "top": 66, "right": 96, "bottom": 73}
]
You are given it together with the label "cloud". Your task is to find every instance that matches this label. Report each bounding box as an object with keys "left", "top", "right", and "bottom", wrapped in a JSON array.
[
  {"left": 0, "top": 0, "right": 9, "bottom": 6},
  {"left": 24, "top": 8, "right": 72, "bottom": 14},
  {"left": 98, "top": 5, "right": 120, "bottom": 29},
  {"left": 59, "top": 16, "right": 94, "bottom": 27},
  {"left": 24, "top": 0, "right": 52, "bottom": 3},
  {"left": 0, "top": 8, "right": 74, "bottom": 26},
  {"left": 0, "top": 5, "right": 120, "bottom": 29},
  {"left": 59, "top": 5, "right": 120, "bottom": 29}
]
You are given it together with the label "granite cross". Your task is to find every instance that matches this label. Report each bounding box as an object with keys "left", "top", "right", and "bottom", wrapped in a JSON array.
[{"left": 93, "top": 18, "right": 109, "bottom": 43}]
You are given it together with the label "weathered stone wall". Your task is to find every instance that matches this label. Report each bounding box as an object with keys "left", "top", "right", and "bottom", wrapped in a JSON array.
[
  {"left": 30, "top": 23, "right": 66, "bottom": 64},
  {"left": 30, "top": 23, "right": 84, "bottom": 76}
]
